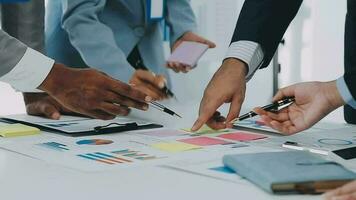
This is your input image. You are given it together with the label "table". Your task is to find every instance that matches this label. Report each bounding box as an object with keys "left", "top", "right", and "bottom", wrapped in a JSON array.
[{"left": 0, "top": 100, "right": 348, "bottom": 200}]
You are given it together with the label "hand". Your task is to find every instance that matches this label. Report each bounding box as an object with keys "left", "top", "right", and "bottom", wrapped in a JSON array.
[
  {"left": 167, "top": 31, "right": 216, "bottom": 73},
  {"left": 23, "top": 93, "right": 77, "bottom": 120},
  {"left": 323, "top": 181, "right": 356, "bottom": 200},
  {"left": 39, "top": 63, "right": 151, "bottom": 120},
  {"left": 129, "top": 70, "right": 168, "bottom": 101},
  {"left": 191, "top": 58, "right": 247, "bottom": 131},
  {"left": 253, "top": 81, "right": 345, "bottom": 135}
]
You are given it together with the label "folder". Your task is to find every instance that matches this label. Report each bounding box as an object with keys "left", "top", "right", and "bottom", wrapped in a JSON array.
[
  {"left": 1, "top": 114, "right": 162, "bottom": 137},
  {"left": 223, "top": 151, "right": 356, "bottom": 194}
]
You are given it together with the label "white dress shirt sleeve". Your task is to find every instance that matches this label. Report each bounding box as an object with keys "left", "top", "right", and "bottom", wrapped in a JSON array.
[
  {"left": 0, "top": 47, "right": 54, "bottom": 92},
  {"left": 336, "top": 76, "right": 356, "bottom": 109},
  {"left": 225, "top": 41, "right": 264, "bottom": 81}
]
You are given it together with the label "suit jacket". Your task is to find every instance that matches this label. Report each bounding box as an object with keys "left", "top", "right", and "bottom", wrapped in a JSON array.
[
  {"left": 344, "top": 0, "right": 356, "bottom": 123},
  {"left": 45, "top": 0, "right": 196, "bottom": 83},
  {"left": 231, "top": 0, "right": 355, "bottom": 123},
  {"left": 1, "top": 0, "right": 45, "bottom": 52},
  {"left": 0, "top": 0, "right": 42, "bottom": 78},
  {"left": 0, "top": 30, "right": 27, "bottom": 78}
]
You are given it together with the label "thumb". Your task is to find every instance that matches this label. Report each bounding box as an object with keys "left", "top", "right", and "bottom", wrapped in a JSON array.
[
  {"left": 27, "top": 102, "right": 61, "bottom": 120},
  {"left": 273, "top": 85, "right": 297, "bottom": 102}
]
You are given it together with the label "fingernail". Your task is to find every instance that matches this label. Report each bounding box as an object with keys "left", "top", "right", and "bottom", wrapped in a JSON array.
[
  {"left": 52, "top": 112, "right": 60, "bottom": 120},
  {"left": 151, "top": 72, "right": 156, "bottom": 76},
  {"left": 159, "top": 82, "right": 165, "bottom": 89},
  {"left": 143, "top": 105, "right": 149, "bottom": 110},
  {"left": 191, "top": 123, "right": 198, "bottom": 132},
  {"left": 145, "top": 96, "right": 152, "bottom": 102}
]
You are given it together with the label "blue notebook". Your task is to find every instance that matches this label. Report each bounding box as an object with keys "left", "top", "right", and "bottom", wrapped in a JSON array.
[{"left": 223, "top": 151, "right": 356, "bottom": 194}]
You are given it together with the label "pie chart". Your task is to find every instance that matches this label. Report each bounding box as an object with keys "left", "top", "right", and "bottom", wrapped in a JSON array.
[{"left": 76, "top": 139, "right": 114, "bottom": 145}]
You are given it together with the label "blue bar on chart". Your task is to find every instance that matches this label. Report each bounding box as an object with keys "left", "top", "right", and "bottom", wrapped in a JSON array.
[
  {"left": 37, "top": 142, "right": 69, "bottom": 151},
  {"left": 77, "top": 152, "right": 133, "bottom": 165}
]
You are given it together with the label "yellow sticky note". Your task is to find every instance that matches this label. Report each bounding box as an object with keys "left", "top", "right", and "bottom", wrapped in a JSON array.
[
  {"left": 0, "top": 124, "right": 40, "bottom": 138},
  {"left": 182, "top": 125, "right": 229, "bottom": 135},
  {"left": 151, "top": 142, "right": 201, "bottom": 153}
]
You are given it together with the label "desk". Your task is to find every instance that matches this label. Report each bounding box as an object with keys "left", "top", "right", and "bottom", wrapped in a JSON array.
[{"left": 0, "top": 100, "right": 349, "bottom": 200}]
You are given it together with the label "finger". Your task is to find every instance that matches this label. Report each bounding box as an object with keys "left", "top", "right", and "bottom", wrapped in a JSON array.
[
  {"left": 253, "top": 108, "right": 289, "bottom": 122},
  {"left": 86, "top": 109, "right": 116, "bottom": 120},
  {"left": 324, "top": 181, "right": 356, "bottom": 199},
  {"left": 104, "top": 91, "right": 149, "bottom": 111},
  {"left": 206, "top": 115, "right": 227, "bottom": 130},
  {"left": 100, "top": 103, "right": 130, "bottom": 116},
  {"left": 226, "top": 96, "right": 244, "bottom": 128},
  {"left": 270, "top": 120, "right": 296, "bottom": 135},
  {"left": 108, "top": 79, "right": 152, "bottom": 103},
  {"left": 191, "top": 95, "right": 223, "bottom": 132},
  {"left": 135, "top": 70, "right": 166, "bottom": 89},
  {"left": 172, "top": 62, "right": 186, "bottom": 72},
  {"left": 26, "top": 102, "right": 61, "bottom": 120},
  {"left": 273, "top": 85, "right": 297, "bottom": 102},
  {"left": 135, "top": 85, "right": 168, "bottom": 101},
  {"left": 195, "top": 37, "right": 216, "bottom": 48}
]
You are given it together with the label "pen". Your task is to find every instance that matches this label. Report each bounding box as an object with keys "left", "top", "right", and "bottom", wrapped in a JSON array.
[
  {"left": 162, "top": 85, "right": 175, "bottom": 98},
  {"left": 230, "top": 97, "right": 295, "bottom": 123},
  {"left": 149, "top": 101, "right": 182, "bottom": 118}
]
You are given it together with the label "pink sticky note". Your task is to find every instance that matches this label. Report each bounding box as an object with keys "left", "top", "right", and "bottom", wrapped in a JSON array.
[
  {"left": 178, "top": 136, "right": 231, "bottom": 146},
  {"left": 217, "top": 132, "right": 267, "bottom": 141}
]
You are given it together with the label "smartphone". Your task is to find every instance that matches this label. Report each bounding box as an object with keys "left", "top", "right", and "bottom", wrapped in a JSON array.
[{"left": 167, "top": 41, "right": 209, "bottom": 68}]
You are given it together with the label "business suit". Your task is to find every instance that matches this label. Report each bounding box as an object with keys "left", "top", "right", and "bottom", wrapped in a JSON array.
[
  {"left": 1, "top": 0, "right": 45, "bottom": 52},
  {"left": 46, "top": 0, "right": 196, "bottom": 84},
  {"left": 0, "top": 30, "right": 27, "bottom": 78},
  {"left": 231, "top": 0, "right": 356, "bottom": 124}
]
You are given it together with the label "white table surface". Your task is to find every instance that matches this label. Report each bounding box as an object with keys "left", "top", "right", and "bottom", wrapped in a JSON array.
[{"left": 0, "top": 99, "right": 344, "bottom": 200}]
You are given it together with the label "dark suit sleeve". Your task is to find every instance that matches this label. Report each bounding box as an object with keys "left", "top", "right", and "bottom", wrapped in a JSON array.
[
  {"left": 231, "top": 0, "right": 303, "bottom": 68},
  {"left": 1, "top": 0, "right": 45, "bottom": 53},
  {"left": 344, "top": 0, "right": 356, "bottom": 99}
]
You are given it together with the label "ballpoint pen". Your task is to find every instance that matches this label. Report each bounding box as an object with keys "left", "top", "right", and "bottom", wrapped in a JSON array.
[
  {"left": 149, "top": 101, "right": 182, "bottom": 118},
  {"left": 230, "top": 97, "right": 295, "bottom": 123}
]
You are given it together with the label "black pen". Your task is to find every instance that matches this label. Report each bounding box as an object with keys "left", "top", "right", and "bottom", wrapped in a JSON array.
[
  {"left": 162, "top": 85, "right": 175, "bottom": 98},
  {"left": 149, "top": 101, "right": 182, "bottom": 118},
  {"left": 230, "top": 97, "right": 295, "bottom": 123}
]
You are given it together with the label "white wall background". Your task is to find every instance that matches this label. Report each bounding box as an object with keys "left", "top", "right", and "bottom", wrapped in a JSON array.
[{"left": 279, "top": 0, "right": 346, "bottom": 122}]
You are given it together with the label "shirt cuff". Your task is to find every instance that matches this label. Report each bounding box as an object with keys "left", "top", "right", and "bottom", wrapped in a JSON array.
[
  {"left": 336, "top": 76, "right": 356, "bottom": 109},
  {"left": 0, "top": 48, "right": 54, "bottom": 92},
  {"left": 225, "top": 41, "right": 264, "bottom": 81}
]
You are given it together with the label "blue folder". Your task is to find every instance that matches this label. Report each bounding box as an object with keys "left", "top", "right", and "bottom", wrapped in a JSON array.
[{"left": 223, "top": 151, "right": 356, "bottom": 194}]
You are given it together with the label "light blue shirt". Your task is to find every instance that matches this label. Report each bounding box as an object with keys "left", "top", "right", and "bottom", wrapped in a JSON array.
[{"left": 337, "top": 76, "right": 356, "bottom": 109}]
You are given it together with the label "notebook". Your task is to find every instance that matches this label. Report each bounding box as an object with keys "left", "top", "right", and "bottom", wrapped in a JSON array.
[{"left": 223, "top": 151, "right": 356, "bottom": 194}]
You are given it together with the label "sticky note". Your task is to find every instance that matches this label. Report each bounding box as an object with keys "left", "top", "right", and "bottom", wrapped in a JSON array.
[
  {"left": 218, "top": 132, "right": 267, "bottom": 142},
  {"left": 182, "top": 125, "right": 230, "bottom": 135},
  {"left": 0, "top": 123, "right": 40, "bottom": 138},
  {"left": 151, "top": 142, "right": 201, "bottom": 153},
  {"left": 178, "top": 136, "right": 232, "bottom": 146}
]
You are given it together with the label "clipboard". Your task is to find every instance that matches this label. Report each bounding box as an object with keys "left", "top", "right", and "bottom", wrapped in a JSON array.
[{"left": 0, "top": 115, "right": 163, "bottom": 137}]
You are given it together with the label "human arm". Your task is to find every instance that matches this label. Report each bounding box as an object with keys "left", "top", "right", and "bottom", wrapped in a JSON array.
[
  {"left": 60, "top": 0, "right": 135, "bottom": 82},
  {"left": 253, "top": 79, "right": 349, "bottom": 135},
  {"left": 165, "top": 0, "right": 215, "bottom": 73},
  {"left": 192, "top": 0, "right": 303, "bottom": 131}
]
